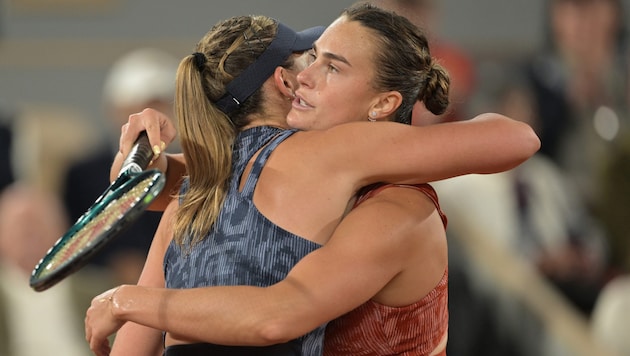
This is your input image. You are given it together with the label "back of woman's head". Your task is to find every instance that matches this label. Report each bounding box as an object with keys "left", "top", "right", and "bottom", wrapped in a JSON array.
[
  {"left": 174, "top": 15, "right": 277, "bottom": 245},
  {"left": 173, "top": 15, "right": 323, "bottom": 244},
  {"left": 343, "top": 3, "right": 450, "bottom": 124},
  {"left": 177, "top": 15, "right": 277, "bottom": 145}
]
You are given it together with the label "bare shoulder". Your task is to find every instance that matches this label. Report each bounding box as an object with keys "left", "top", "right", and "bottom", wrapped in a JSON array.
[
  {"left": 358, "top": 184, "right": 447, "bottom": 263},
  {"left": 346, "top": 184, "right": 446, "bottom": 257},
  {"left": 357, "top": 185, "right": 448, "bottom": 305}
]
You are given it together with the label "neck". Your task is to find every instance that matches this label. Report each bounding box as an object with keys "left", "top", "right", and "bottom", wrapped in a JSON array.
[{"left": 242, "top": 114, "right": 291, "bottom": 130}]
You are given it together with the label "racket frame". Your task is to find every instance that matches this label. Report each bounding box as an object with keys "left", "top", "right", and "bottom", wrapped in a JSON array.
[{"left": 29, "top": 131, "right": 164, "bottom": 291}]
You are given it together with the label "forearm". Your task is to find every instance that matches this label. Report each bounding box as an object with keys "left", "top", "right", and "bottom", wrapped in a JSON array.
[
  {"left": 403, "top": 112, "right": 541, "bottom": 182},
  {"left": 110, "top": 284, "right": 314, "bottom": 346},
  {"left": 328, "top": 112, "right": 540, "bottom": 187},
  {"left": 111, "top": 322, "right": 163, "bottom": 356}
]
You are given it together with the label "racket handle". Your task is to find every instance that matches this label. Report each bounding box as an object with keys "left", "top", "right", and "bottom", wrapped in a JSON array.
[{"left": 119, "top": 131, "right": 154, "bottom": 175}]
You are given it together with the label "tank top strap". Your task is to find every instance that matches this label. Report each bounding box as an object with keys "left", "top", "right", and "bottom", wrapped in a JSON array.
[
  {"left": 240, "top": 129, "right": 297, "bottom": 198},
  {"left": 355, "top": 183, "right": 448, "bottom": 228}
]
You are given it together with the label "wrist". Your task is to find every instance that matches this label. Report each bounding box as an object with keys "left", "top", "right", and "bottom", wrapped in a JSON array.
[
  {"left": 154, "top": 153, "right": 169, "bottom": 174},
  {"left": 109, "top": 285, "right": 125, "bottom": 318}
]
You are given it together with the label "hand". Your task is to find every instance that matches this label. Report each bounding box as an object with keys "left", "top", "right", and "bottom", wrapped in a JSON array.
[
  {"left": 120, "top": 108, "right": 178, "bottom": 161},
  {"left": 85, "top": 286, "right": 126, "bottom": 356}
]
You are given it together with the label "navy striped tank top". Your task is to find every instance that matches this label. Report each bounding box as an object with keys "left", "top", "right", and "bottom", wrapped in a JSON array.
[{"left": 163, "top": 126, "right": 325, "bottom": 355}]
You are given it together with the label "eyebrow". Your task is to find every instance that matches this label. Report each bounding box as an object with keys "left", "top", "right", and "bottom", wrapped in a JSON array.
[{"left": 313, "top": 43, "right": 351, "bottom": 67}]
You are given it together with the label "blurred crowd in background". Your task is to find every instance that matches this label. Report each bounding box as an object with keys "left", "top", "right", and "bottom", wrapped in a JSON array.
[{"left": 0, "top": 0, "right": 629, "bottom": 355}]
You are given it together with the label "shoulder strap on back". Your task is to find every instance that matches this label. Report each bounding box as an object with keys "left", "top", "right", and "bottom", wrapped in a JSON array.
[{"left": 240, "top": 129, "right": 296, "bottom": 198}]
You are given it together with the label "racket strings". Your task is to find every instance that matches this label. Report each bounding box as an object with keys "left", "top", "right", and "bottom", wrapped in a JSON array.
[{"left": 40, "top": 177, "right": 157, "bottom": 275}]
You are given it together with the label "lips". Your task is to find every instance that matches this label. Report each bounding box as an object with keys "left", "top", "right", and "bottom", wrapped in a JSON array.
[
  {"left": 299, "top": 98, "right": 311, "bottom": 107},
  {"left": 294, "top": 93, "right": 314, "bottom": 109}
]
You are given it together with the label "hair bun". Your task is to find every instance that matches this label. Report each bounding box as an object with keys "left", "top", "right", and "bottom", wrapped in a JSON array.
[{"left": 420, "top": 60, "right": 450, "bottom": 116}]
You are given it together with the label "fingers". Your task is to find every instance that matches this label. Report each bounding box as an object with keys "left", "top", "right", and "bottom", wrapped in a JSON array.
[
  {"left": 91, "top": 338, "right": 111, "bottom": 356},
  {"left": 119, "top": 108, "right": 177, "bottom": 159},
  {"left": 85, "top": 287, "right": 120, "bottom": 355},
  {"left": 85, "top": 314, "right": 111, "bottom": 356}
]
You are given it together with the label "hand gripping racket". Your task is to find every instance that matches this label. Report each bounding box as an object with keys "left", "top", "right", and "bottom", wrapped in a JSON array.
[{"left": 30, "top": 131, "right": 165, "bottom": 291}]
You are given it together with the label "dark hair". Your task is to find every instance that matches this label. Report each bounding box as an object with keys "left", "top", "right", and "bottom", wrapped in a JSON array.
[{"left": 342, "top": 3, "right": 450, "bottom": 124}]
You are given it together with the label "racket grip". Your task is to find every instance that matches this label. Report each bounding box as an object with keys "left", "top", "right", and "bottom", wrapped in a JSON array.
[{"left": 119, "top": 131, "right": 154, "bottom": 175}]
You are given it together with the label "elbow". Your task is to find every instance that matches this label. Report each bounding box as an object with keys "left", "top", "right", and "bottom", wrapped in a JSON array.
[
  {"left": 520, "top": 123, "right": 541, "bottom": 160},
  {"left": 502, "top": 125, "right": 540, "bottom": 172},
  {"left": 474, "top": 113, "right": 542, "bottom": 174},
  {"left": 483, "top": 112, "right": 541, "bottom": 159},
  {"left": 256, "top": 320, "right": 298, "bottom": 345},
  {"left": 500, "top": 113, "right": 541, "bottom": 164}
]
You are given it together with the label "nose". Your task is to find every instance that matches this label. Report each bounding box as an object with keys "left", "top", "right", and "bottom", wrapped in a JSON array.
[{"left": 297, "top": 62, "right": 315, "bottom": 89}]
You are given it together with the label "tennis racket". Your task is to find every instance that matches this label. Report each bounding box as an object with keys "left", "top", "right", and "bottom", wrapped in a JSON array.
[{"left": 30, "top": 131, "right": 166, "bottom": 291}]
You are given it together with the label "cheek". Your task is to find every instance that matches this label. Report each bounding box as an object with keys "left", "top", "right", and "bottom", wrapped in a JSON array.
[{"left": 313, "top": 106, "right": 362, "bottom": 130}]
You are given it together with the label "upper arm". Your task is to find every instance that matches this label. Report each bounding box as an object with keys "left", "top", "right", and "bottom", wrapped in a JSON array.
[
  {"left": 299, "top": 113, "right": 539, "bottom": 188},
  {"left": 266, "top": 187, "right": 435, "bottom": 335}
]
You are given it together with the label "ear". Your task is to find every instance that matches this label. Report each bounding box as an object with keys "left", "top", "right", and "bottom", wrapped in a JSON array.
[
  {"left": 272, "top": 67, "right": 296, "bottom": 100},
  {"left": 369, "top": 91, "right": 403, "bottom": 120}
]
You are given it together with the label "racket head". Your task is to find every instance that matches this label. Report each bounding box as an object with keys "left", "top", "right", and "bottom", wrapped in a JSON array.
[{"left": 29, "top": 169, "right": 165, "bottom": 291}]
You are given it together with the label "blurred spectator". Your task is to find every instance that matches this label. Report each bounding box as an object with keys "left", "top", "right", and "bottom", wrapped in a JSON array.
[
  {"left": 592, "top": 133, "right": 630, "bottom": 354},
  {"left": 527, "top": 0, "right": 628, "bottom": 159},
  {"left": 61, "top": 47, "right": 179, "bottom": 285},
  {"left": 0, "top": 182, "right": 89, "bottom": 356},
  {"left": 599, "top": 132, "right": 630, "bottom": 273},
  {"left": 0, "top": 107, "right": 110, "bottom": 355},
  {"left": 365, "top": 0, "right": 477, "bottom": 125},
  {"left": 434, "top": 70, "right": 610, "bottom": 355},
  {"left": 524, "top": 0, "right": 630, "bottom": 272},
  {"left": 492, "top": 76, "right": 608, "bottom": 314},
  {"left": 12, "top": 106, "right": 98, "bottom": 196}
]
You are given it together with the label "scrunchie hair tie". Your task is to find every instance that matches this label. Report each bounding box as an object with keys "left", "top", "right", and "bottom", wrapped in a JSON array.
[{"left": 192, "top": 52, "right": 207, "bottom": 71}]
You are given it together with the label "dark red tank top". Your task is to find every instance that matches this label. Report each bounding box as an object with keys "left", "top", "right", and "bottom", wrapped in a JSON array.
[{"left": 324, "top": 183, "right": 448, "bottom": 356}]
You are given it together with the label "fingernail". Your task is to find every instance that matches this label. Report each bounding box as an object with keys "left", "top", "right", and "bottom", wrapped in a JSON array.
[
  {"left": 152, "top": 145, "right": 161, "bottom": 156},
  {"left": 160, "top": 141, "right": 166, "bottom": 151}
]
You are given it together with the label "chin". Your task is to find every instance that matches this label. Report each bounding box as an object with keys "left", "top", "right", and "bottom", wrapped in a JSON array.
[{"left": 286, "top": 113, "right": 311, "bottom": 131}]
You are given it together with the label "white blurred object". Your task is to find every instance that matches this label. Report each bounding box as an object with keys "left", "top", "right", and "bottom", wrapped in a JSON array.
[
  {"left": 591, "top": 275, "right": 630, "bottom": 356},
  {"left": 102, "top": 47, "right": 179, "bottom": 109}
]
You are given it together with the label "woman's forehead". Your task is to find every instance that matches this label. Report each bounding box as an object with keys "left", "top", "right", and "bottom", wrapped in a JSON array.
[{"left": 316, "top": 19, "right": 377, "bottom": 62}]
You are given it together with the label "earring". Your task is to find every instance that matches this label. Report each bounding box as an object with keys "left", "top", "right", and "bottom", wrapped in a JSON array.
[
  {"left": 284, "top": 88, "right": 295, "bottom": 101},
  {"left": 368, "top": 111, "right": 377, "bottom": 122}
]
